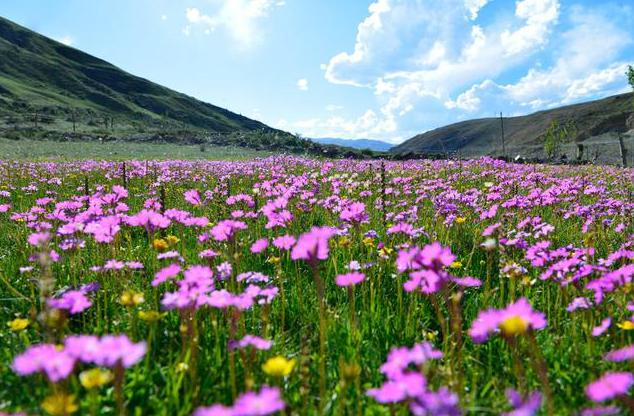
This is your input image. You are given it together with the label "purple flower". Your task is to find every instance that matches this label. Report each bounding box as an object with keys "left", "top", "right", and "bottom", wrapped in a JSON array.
[
  {"left": 335, "top": 272, "right": 365, "bottom": 287},
  {"left": 65, "top": 334, "right": 146, "bottom": 368},
  {"left": 605, "top": 344, "right": 634, "bottom": 362},
  {"left": 210, "top": 220, "right": 247, "bottom": 242},
  {"left": 12, "top": 344, "right": 75, "bottom": 382},
  {"left": 291, "top": 226, "right": 336, "bottom": 262},
  {"left": 229, "top": 335, "right": 273, "bottom": 351},
  {"left": 48, "top": 290, "right": 92, "bottom": 314},
  {"left": 592, "top": 318, "right": 612, "bottom": 337},
  {"left": 250, "top": 238, "right": 269, "bottom": 254},
  {"left": 468, "top": 298, "right": 546, "bottom": 343},
  {"left": 184, "top": 189, "right": 202, "bottom": 206},
  {"left": 340, "top": 201, "right": 369, "bottom": 224},
  {"left": 586, "top": 372, "right": 634, "bottom": 402},
  {"left": 232, "top": 386, "right": 285, "bottom": 416},
  {"left": 502, "top": 389, "right": 542, "bottom": 416},
  {"left": 152, "top": 263, "right": 182, "bottom": 287},
  {"left": 272, "top": 234, "right": 296, "bottom": 250},
  {"left": 193, "top": 404, "right": 234, "bottom": 416}
]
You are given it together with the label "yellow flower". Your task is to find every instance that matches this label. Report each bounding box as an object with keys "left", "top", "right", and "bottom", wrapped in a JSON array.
[
  {"left": 617, "top": 321, "right": 634, "bottom": 330},
  {"left": 79, "top": 368, "right": 113, "bottom": 389},
  {"left": 41, "top": 393, "right": 78, "bottom": 416},
  {"left": 499, "top": 316, "right": 529, "bottom": 336},
  {"left": 152, "top": 238, "right": 169, "bottom": 252},
  {"left": 7, "top": 318, "right": 29, "bottom": 331},
  {"left": 266, "top": 256, "right": 281, "bottom": 266},
  {"left": 455, "top": 217, "right": 466, "bottom": 224},
  {"left": 165, "top": 235, "right": 180, "bottom": 246},
  {"left": 138, "top": 310, "right": 165, "bottom": 322},
  {"left": 450, "top": 261, "right": 463, "bottom": 269},
  {"left": 338, "top": 236, "right": 352, "bottom": 248},
  {"left": 262, "top": 356, "right": 296, "bottom": 377},
  {"left": 176, "top": 362, "right": 189, "bottom": 372},
  {"left": 120, "top": 291, "right": 145, "bottom": 307},
  {"left": 378, "top": 246, "right": 393, "bottom": 257},
  {"left": 362, "top": 237, "right": 375, "bottom": 248}
]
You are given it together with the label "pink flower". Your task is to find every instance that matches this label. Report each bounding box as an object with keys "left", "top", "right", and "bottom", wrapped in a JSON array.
[
  {"left": 210, "top": 220, "right": 248, "bottom": 242},
  {"left": 272, "top": 235, "right": 296, "bottom": 250},
  {"left": 335, "top": 272, "right": 365, "bottom": 287},
  {"left": 592, "top": 318, "right": 612, "bottom": 337},
  {"left": 605, "top": 344, "right": 634, "bottom": 362},
  {"left": 586, "top": 372, "right": 634, "bottom": 402},
  {"left": 340, "top": 201, "right": 369, "bottom": 224},
  {"left": 232, "top": 386, "right": 285, "bottom": 416},
  {"left": 184, "top": 189, "right": 202, "bottom": 206},
  {"left": 229, "top": 335, "right": 273, "bottom": 351},
  {"left": 152, "top": 263, "right": 182, "bottom": 287},
  {"left": 193, "top": 386, "right": 285, "bottom": 416},
  {"left": 250, "top": 238, "right": 269, "bottom": 254},
  {"left": 468, "top": 298, "right": 547, "bottom": 343},
  {"left": 48, "top": 290, "right": 92, "bottom": 314},
  {"left": 290, "top": 226, "right": 336, "bottom": 262},
  {"left": 27, "top": 232, "right": 50, "bottom": 247},
  {"left": 12, "top": 344, "right": 75, "bottom": 382}
]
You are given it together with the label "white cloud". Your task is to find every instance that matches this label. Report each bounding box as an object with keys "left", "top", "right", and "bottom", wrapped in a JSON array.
[
  {"left": 182, "top": 25, "right": 191, "bottom": 37},
  {"left": 161, "top": 14, "right": 168, "bottom": 21},
  {"left": 184, "top": 1, "right": 284, "bottom": 47},
  {"left": 296, "top": 78, "right": 309, "bottom": 91},
  {"left": 464, "top": 0, "right": 489, "bottom": 20},
  {"left": 450, "top": 7, "right": 633, "bottom": 111},
  {"left": 315, "top": 0, "right": 632, "bottom": 141},
  {"left": 55, "top": 35, "right": 74, "bottom": 46},
  {"left": 500, "top": 0, "right": 559, "bottom": 56}
]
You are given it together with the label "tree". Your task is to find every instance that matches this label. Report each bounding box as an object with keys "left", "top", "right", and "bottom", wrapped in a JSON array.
[
  {"left": 543, "top": 120, "right": 577, "bottom": 160},
  {"left": 627, "top": 65, "right": 634, "bottom": 91}
]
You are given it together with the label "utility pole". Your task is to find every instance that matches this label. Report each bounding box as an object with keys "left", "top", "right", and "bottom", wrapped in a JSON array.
[{"left": 500, "top": 112, "right": 506, "bottom": 158}]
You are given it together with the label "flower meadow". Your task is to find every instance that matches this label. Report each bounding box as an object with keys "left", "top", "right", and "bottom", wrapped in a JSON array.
[{"left": 0, "top": 156, "right": 633, "bottom": 415}]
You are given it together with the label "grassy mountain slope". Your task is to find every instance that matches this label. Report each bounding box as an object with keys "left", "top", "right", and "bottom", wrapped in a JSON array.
[
  {"left": 0, "top": 16, "right": 272, "bottom": 133},
  {"left": 0, "top": 17, "right": 378, "bottom": 157},
  {"left": 393, "top": 92, "right": 634, "bottom": 161}
]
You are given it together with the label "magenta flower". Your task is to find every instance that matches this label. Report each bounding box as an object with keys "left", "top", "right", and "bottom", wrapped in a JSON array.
[
  {"left": 229, "top": 335, "right": 273, "bottom": 351},
  {"left": 468, "top": 298, "right": 547, "bottom": 343},
  {"left": 232, "top": 386, "right": 285, "bottom": 416},
  {"left": 152, "top": 263, "right": 182, "bottom": 286},
  {"left": 126, "top": 209, "right": 170, "bottom": 233},
  {"left": 48, "top": 290, "right": 92, "bottom": 314},
  {"left": 605, "top": 344, "right": 634, "bottom": 362},
  {"left": 210, "top": 220, "right": 248, "bottom": 242},
  {"left": 12, "top": 344, "right": 75, "bottom": 382},
  {"left": 64, "top": 334, "right": 146, "bottom": 368},
  {"left": 340, "top": 201, "right": 369, "bottom": 224},
  {"left": 184, "top": 189, "right": 202, "bottom": 206},
  {"left": 193, "top": 404, "right": 234, "bottom": 416},
  {"left": 250, "top": 238, "right": 269, "bottom": 254},
  {"left": 272, "top": 234, "right": 296, "bottom": 250},
  {"left": 592, "top": 318, "right": 612, "bottom": 337},
  {"left": 27, "top": 232, "right": 50, "bottom": 247},
  {"left": 502, "top": 389, "right": 542, "bottom": 416},
  {"left": 586, "top": 372, "right": 634, "bottom": 402},
  {"left": 193, "top": 386, "right": 284, "bottom": 416},
  {"left": 335, "top": 272, "right": 365, "bottom": 287},
  {"left": 290, "top": 226, "right": 336, "bottom": 262}
]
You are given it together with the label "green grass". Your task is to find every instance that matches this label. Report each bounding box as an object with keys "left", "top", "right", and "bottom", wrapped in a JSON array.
[
  {"left": 0, "top": 138, "right": 270, "bottom": 160},
  {"left": 0, "top": 159, "right": 632, "bottom": 415}
]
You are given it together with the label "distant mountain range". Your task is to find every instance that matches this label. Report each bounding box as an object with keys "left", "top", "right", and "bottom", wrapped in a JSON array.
[
  {"left": 311, "top": 137, "right": 393, "bottom": 152},
  {"left": 393, "top": 93, "right": 634, "bottom": 163}
]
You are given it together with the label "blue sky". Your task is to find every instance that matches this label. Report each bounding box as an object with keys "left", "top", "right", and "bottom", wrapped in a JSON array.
[{"left": 2, "top": 0, "right": 633, "bottom": 143}]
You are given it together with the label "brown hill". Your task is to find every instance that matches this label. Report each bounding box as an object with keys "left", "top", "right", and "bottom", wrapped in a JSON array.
[{"left": 393, "top": 93, "right": 634, "bottom": 163}]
